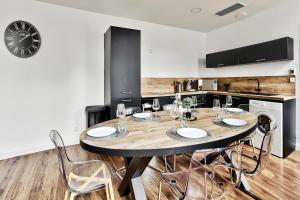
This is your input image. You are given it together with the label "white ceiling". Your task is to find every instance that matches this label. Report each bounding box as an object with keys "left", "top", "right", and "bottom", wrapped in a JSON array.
[{"left": 37, "top": 0, "right": 283, "bottom": 32}]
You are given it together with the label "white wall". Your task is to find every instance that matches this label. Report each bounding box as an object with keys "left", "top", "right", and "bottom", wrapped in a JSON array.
[
  {"left": 0, "top": 0, "right": 206, "bottom": 159},
  {"left": 205, "top": 0, "right": 300, "bottom": 148}
]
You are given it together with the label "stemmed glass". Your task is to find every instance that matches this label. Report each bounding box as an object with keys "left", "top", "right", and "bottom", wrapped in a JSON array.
[
  {"left": 192, "top": 96, "right": 198, "bottom": 109},
  {"left": 213, "top": 99, "right": 221, "bottom": 120},
  {"left": 226, "top": 95, "right": 233, "bottom": 108},
  {"left": 152, "top": 98, "right": 160, "bottom": 118},
  {"left": 116, "top": 103, "right": 126, "bottom": 132}
]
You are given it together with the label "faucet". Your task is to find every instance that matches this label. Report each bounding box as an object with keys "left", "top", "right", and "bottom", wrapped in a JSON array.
[{"left": 248, "top": 78, "right": 261, "bottom": 94}]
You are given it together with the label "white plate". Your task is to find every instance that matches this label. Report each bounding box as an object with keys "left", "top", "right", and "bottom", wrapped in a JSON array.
[
  {"left": 177, "top": 128, "right": 207, "bottom": 139},
  {"left": 87, "top": 127, "right": 116, "bottom": 138},
  {"left": 226, "top": 108, "right": 244, "bottom": 113},
  {"left": 133, "top": 113, "right": 152, "bottom": 119},
  {"left": 222, "top": 118, "right": 247, "bottom": 127}
]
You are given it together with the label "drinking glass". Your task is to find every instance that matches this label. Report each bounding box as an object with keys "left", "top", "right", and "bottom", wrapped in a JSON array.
[
  {"left": 213, "top": 99, "right": 221, "bottom": 112},
  {"left": 213, "top": 99, "right": 221, "bottom": 120},
  {"left": 116, "top": 103, "right": 126, "bottom": 132},
  {"left": 226, "top": 95, "right": 233, "bottom": 108},
  {"left": 192, "top": 96, "right": 198, "bottom": 109},
  {"left": 152, "top": 98, "right": 160, "bottom": 118},
  {"left": 217, "top": 104, "right": 227, "bottom": 122},
  {"left": 192, "top": 96, "right": 198, "bottom": 117}
]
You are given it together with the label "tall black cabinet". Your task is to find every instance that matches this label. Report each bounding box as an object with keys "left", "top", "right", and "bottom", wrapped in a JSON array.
[{"left": 104, "top": 26, "right": 141, "bottom": 119}]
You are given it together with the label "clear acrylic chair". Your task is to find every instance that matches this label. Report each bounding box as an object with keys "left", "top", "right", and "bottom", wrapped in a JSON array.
[
  {"left": 157, "top": 149, "right": 229, "bottom": 200},
  {"left": 244, "top": 120, "right": 277, "bottom": 175},
  {"left": 49, "top": 130, "right": 115, "bottom": 200},
  {"left": 237, "top": 104, "right": 257, "bottom": 159},
  {"left": 212, "top": 120, "right": 277, "bottom": 187}
]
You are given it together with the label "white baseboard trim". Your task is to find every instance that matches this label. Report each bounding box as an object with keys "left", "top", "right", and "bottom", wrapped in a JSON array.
[
  {"left": 0, "top": 138, "right": 79, "bottom": 161},
  {"left": 296, "top": 143, "right": 300, "bottom": 151}
]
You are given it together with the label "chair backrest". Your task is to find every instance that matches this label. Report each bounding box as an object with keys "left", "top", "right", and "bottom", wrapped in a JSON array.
[
  {"left": 248, "top": 118, "right": 277, "bottom": 175},
  {"left": 49, "top": 130, "right": 71, "bottom": 188}
]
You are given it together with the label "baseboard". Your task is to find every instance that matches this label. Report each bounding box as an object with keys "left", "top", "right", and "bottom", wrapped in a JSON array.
[
  {"left": 0, "top": 137, "right": 79, "bottom": 161},
  {"left": 296, "top": 143, "right": 300, "bottom": 151}
]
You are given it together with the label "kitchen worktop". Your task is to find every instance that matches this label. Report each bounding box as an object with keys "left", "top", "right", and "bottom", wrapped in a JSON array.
[{"left": 142, "top": 91, "right": 296, "bottom": 102}]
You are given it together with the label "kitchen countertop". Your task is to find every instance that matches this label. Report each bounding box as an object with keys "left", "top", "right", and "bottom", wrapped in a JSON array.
[{"left": 142, "top": 91, "right": 296, "bottom": 101}]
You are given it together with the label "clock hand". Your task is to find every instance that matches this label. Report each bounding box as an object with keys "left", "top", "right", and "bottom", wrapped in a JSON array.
[{"left": 19, "top": 34, "right": 30, "bottom": 43}]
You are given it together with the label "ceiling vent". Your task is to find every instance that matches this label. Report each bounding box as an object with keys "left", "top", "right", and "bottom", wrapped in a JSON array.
[{"left": 215, "top": 3, "right": 246, "bottom": 16}]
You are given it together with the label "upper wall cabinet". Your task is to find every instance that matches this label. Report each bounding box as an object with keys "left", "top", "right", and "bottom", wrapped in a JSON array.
[
  {"left": 206, "top": 49, "right": 239, "bottom": 68},
  {"left": 206, "top": 37, "right": 294, "bottom": 68},
  {"left": 239, "top": 37, "right": 293, "bottom": 64}
]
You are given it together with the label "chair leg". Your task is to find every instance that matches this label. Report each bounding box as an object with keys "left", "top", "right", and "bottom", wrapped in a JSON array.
[
  {"left": 249, "top": 139, "right": 257, "bottom": 159},
  {"left": 116, "top": 166, "right": 126, "bottom": 180},
  {"left": 64, "top": 190, "right": 70, "bottom": 200},
  {"left": 108, "top": 179, "right": 115, "bottom": 200},
  {"left": 69, "top": 192, "right": 76, "bottom": 200},
  {"left": 105, "top": 182, "right": 110, "bottom": 200},
  {"left": 158, "top": 180, "right": 163, "bottom": 200},
  {"left": 173, "top": 155, "right": 176, "bottom": 171}
]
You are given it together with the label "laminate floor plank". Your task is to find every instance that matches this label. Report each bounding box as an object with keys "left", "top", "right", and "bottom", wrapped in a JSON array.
[{"left": 0, "top": 145, "right": 300, "bottom": 200}]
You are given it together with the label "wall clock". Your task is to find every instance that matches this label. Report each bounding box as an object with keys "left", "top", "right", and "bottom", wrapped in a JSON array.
[{"left": 4, "top": 20, "right": 41, "bottom": 58}]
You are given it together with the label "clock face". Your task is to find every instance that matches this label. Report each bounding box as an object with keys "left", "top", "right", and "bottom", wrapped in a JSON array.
[{"left": 4, "top": 20, "right": 41, "bottom": 58}]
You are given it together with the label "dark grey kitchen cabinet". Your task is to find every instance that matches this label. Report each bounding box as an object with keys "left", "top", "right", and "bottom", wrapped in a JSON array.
[
  {"left": 104, "top": 26, "right": 141, "bottom": 119},
  {"left": 206, "top": 37, "right": 293, "bottom": 68},
  {"left": 206, "top": 49, "right": 239, "bottom": 68},
  {"left": 239, "top": 37, "right": 294, "bottom": 65}
]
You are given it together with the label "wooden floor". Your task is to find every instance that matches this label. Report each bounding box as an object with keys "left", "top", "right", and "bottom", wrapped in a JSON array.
[{"left": 0, "top": 145, "right": 300, "bottom": 200}]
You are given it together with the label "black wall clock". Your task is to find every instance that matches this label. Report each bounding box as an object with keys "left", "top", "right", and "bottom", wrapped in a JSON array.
[{"left": 4, "top": 20, "right": 41, "bottom": 58}]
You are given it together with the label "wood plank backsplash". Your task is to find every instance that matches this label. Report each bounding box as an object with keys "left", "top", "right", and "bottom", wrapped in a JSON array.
[{"left": 142, "top": 76, "right": 296, "bottom": 95}]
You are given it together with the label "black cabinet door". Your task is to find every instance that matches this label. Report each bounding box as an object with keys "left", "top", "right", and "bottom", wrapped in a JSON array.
[
  {"left": 110, "top": 27, "right": 141, "bottom": 98},
  {"left": 239, "top": 37, "right": 293, "bottom": 65},
  {"left": 206, "top": 49, "right": 239, "bottom": 68}
]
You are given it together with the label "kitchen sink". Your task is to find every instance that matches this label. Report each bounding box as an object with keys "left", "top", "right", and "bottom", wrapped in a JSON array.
[{"left": 237, "top": 92, "right": 278, "bottom": 96}]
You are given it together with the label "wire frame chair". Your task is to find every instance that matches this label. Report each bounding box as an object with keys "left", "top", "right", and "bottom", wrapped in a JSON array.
[
  {"left": 211, "top": 143, "right": 245, "bottom": 188},
  {"left": 244, "top": 120, "right": 277, "bottom": 175},
  {"left": 157, "top": 148, "right": 229, "bottom": 200},
  {"left": 237, "top": 104, "right": 257, "bottom": 158},
  {"left": 212, "top": 119, "right": 277, "bottom": 188},
  {"left": 49, "top": 130, "right": 115, "bottom": 200}
]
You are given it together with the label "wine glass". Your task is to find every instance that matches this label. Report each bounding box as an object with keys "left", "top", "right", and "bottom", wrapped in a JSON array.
[
  {"left": 116, "top": 103, "right": 126, "bottom": 132},
  {"left": 192, "top": 96, "right": 198, "bottom": 109},
  {"left": 152, "top": 98, "right": 160, "bottom": 118},
  {"left": 226, "top": 95, "right": 233, "bottom": 108}
]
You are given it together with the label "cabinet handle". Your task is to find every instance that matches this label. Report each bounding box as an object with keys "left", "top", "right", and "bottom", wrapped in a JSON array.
[
  {"left": 121, "top": 91, "right": 132, "bottom": 94},
  {"left": 256, "top": 58, "right": 266, "bottom": 62},
  {"left": 217, "top": 64, "right": 225, "bottom": 66},
  {"left": 121, "top": 99, "right": 132, "bottom": 102},
  {"left": 170, "top": 96, "right": 176, "bottom": 99},
  {"left": 232, "top": 97, "right": 241, "bottom": 100}
]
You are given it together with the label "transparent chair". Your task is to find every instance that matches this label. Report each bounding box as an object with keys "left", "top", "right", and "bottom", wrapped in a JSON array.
[
  {"left": 49, "top": 130, "right": 115, "bottom": 200},
  {"left": 212, "top": 120, "right": 277, "bottom": 187},
  {"left": 157, "top": 150, "right": 226, "bottom": 200},
  {"left": 237, "top": 104, "right": 257, "bottom": 158},
  {"left": 244, "top": 121, "right": 277, "bottom": 175}
]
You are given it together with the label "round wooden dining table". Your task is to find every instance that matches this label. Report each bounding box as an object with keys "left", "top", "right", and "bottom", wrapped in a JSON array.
[{"left": 80, "top": 108, "right": 257, "bottom": 200}]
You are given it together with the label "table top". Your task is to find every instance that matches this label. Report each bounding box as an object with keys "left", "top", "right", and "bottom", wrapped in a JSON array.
[{"left": 80, "top": 108, "right": 257, "bottom": 157}]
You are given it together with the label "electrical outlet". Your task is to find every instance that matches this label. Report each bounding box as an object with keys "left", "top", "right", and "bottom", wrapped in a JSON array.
[{"left": 289, "top": 77, "right": 296, "bottom": 83}]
